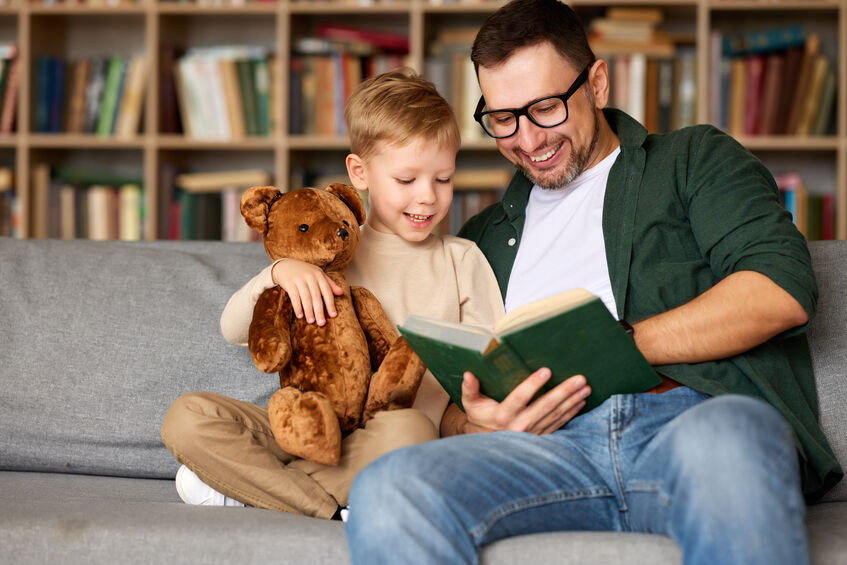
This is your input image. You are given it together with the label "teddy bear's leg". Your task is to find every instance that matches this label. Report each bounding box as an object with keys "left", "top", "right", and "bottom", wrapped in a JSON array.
[
  {"left": 362, "top": 337, "right": 426, "bottom": 423},
  {"left": 249, "top": 286, "right": 293, "bottom": 373},
  {"left": 268, "top": 387, "right": 343, "bottom": 466}
]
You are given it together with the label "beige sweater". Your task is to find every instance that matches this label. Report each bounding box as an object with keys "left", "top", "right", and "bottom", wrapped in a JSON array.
[{"left": 220, "top": 224, "right": 505, "bottom": 429}]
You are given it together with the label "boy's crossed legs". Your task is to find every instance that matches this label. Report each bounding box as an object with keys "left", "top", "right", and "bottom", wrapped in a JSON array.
[{"left": 161, "top": 391, "right": 437, "bottom": 517}]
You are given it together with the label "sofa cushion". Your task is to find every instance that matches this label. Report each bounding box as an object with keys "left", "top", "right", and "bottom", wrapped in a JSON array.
[
  {"left": 0, "top": 239, "right": 274, "bottom": 479},
  {"left": 807, "top": 241, "right": 847, "bottom": 503}
]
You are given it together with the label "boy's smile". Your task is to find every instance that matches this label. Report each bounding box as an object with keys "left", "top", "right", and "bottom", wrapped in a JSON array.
[{"left": 347, "top": 136, "right": 455, "bottom": 242}]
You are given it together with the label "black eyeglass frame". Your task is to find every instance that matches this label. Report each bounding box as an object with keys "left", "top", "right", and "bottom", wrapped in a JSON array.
[{"left": 473, "top": 66, "right": 592, "bottom": 139}]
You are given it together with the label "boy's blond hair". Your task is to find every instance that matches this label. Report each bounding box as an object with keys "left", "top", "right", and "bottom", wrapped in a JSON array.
[{"left": 345, "top": 68, "right": 461, "bottom": 161}]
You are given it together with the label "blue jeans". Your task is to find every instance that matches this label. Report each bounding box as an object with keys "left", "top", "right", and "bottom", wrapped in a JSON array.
[{"left": 345, "top": 388, "right": 809, "bottom": 565}]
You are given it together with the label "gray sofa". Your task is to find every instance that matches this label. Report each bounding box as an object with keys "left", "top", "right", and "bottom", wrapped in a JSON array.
[{"left": 1, "top": 237, "right": 845, "bottom": 565}]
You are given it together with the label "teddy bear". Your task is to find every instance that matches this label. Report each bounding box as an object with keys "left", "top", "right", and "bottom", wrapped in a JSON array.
[{"left": 240, "top": 183, "right": 426, "bottom": 466}]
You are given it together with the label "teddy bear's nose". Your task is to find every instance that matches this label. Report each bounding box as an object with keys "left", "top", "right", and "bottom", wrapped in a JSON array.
[{"left": 337, "top": 228, "right": 349, "bottom": 240}]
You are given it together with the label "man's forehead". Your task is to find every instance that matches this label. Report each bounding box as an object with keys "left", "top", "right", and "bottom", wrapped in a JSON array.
[{"left": 477, "top": 45, "right": 581, "bottom": 109}]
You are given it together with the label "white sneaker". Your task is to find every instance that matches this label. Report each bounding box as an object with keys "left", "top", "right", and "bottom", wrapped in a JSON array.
[
  {"left": 175, "top": 465, "right": 246, "bottom": 507},
  {"left": 339, "top": 506, "right": 349, "bottom": 523}
]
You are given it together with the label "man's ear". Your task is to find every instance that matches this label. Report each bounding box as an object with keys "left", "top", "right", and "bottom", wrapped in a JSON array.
[
  {"left": 345, "top": 153, "right": 368, "bottom": 191},
  {"left": 588, "top": 59, "right": 610, "bottom": 110},
  {"left": 240, "top": 185, "right": 281, "bottom": 234},
  {"left": 325, "top": 183, "right": 367, "bottom": 226}
]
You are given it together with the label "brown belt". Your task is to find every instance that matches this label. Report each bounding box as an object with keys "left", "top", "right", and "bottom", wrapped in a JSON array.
[{"left": 646, "top": 373, "right": 682, "bottom": 394}]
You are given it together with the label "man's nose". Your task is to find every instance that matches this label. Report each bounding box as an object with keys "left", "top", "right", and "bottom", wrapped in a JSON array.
[{"left": 515, "top": 114, "right": 545, "bottom": 150}]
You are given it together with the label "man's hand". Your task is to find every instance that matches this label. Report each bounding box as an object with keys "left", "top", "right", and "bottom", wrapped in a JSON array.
[
  {"left": 271, "top": 259, "right": 344, "bottom": 325},
  {"left": 458, "top": 369, "right": 591, "bottom": 435}
]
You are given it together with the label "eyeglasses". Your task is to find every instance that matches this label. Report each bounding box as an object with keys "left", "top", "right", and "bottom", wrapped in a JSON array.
[{"left": 473, "top": 66, "right": 591, "bottom": 139}]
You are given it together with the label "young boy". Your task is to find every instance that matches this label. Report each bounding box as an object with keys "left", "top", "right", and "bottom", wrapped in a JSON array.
[{"left": 160, "top": 69, "right": 505, "bottom": 519}]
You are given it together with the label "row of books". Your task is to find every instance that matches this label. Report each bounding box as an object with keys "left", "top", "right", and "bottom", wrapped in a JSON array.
[
  {"left": 29, "top": 163, "right": 146, "bottom": 240},
  {"left": 0, "top": 45, "right": 20, "bottom": 135},
  {"left": 606, "top": 49, "right": 697, "bottom": 134},
  {"left": 711, "top": 26, "right": 836, "bottom": 137},
  {"left": 173, "top": 46, "right": 278, "bottom": 140},
  {"left": 158, "top": 166, "right": 269, "bottom": 240},
  {"left": 289, "top": 25, "right": 410, "bottom": 137},
  {"left": 775, "top": 172, "right": 837, "bottom": 241},
  {"left": 425, "top": 26, "right": 485, "bottom": 143},
  {"left": 35, "top": 55, "right": 147, "bottom": 137}
]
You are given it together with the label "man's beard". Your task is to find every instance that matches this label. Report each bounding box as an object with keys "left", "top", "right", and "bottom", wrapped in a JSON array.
[{"left": 517, "top": 109, "right": 601, "bottom": 191}]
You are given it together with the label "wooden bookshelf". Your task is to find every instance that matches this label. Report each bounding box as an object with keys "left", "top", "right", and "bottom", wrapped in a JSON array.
[{"left": 0, "top": 0, "right": 844, "bottom": 240}]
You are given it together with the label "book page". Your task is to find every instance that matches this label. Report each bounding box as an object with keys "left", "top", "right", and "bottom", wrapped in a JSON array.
[
  {"left": 494, "top": 288, "right": 596, "bottom": 335},
  {"left": 401, "top": 315, "right": 496, "bottom": 353}
]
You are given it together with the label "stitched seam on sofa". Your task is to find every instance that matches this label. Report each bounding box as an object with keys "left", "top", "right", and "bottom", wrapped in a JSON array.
[{"left": 469, "top": 486, "right": 615, "bottom": 542}]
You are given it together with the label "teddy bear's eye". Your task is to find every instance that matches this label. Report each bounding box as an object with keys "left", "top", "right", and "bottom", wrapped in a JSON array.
[
  {"left": 342, "top": 220, "right": 350, "bottom": 227},
  {"left": 299, "top": 224, "right": 309, "bottom": 232}
]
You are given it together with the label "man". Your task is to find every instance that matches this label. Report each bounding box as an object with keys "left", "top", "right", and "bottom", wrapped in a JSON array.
[{"left": 345, "top": 1, "right": 843, "bottom": 563}]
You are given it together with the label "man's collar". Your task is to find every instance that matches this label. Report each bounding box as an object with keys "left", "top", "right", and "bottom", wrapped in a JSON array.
[{"left": 602, "top": 108, "right": 648, "bottom": 148}]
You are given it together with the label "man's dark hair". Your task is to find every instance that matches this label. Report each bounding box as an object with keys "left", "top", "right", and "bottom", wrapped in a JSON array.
[{"left": 471, "top": 0, "right": 595, "bottom": 74}]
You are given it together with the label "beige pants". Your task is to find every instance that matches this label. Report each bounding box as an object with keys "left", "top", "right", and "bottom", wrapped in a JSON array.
[{"left": 160, "top": 391, "right": 438, "bottom": 518}]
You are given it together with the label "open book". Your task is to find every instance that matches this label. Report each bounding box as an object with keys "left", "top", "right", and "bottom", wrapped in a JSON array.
[{"left": 399, "top": 288, "right": 661, "bottom": 413}]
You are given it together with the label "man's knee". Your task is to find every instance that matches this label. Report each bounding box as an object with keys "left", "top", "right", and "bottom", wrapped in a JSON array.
[{"left": 668, "top": 394, "right": 797, "bottom": 485}]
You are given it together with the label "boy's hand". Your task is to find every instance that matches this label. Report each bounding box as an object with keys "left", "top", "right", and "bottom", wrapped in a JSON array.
[
  {"left": 271, "top": 259, "right": 344, "bottom": 325},
  {"left": 460, "top": 369, "right": 590, "bottom": 435}
]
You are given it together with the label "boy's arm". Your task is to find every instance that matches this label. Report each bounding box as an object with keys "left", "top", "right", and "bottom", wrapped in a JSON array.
[
  {"left": 220, "top": 262, "right": 279, "bottom": 345},
  {"left": 454, "top": 243, "right": 506, "bottom": 328}
]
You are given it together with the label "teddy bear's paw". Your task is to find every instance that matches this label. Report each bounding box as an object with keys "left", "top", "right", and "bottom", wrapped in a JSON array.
[
  {"left": 268, "top": 387, "right": 342, "bottom": 466},
  {"left": 363, "top": 338, "right": 426, "bottom": 422}
]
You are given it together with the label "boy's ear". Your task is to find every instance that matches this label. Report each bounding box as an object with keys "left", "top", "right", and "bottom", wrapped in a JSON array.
[{"left": 345, "top": 153, "right": 368, "bottom": 192}]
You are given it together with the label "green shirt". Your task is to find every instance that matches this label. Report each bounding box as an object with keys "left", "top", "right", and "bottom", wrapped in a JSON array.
[{"left": 460, "top": 108, "right": 842, "bottom": 502}]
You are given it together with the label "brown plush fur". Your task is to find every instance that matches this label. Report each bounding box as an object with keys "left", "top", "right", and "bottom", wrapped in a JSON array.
[{"left": 241, "top": 184, "right": 425, "bottom": 466}]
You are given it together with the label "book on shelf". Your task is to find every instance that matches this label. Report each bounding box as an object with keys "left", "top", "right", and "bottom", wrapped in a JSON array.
[
  {"left": 29, "top": 164, "right": 145, "bottom": 240},
  {"left": 716, "top": 28, "right": 834, "bottom": 137},
  {"left": 291, "top": 27, "right": 410, "bottom": 137},
  {"left": 398, "top": 288, "right": 661, "bottom": 413},
  {"left": 588, "top": 7, "right": 674, "bottom": 58},
  {"left": 175, "top": 46, "right": 275, "bottom": 140},
  {"left": 0, "top": 166, "right": 15, "bottom": 238},
  {"left": 604, "top": 45, "right": 693, "bottom": 133},
  {"left": 114, "top": 56, "right": 148, "bottom": 139},
  {"left": 168, "top": 168, "right": 271, "bottom": 241},
  {"left": 774, "top": 172, "right": 835, "bottom": 241},
  {"left": 0, "top": 44, "right": 18, "bottom": 135},
  {"left": 33, "top": 54, "right": 148, "bottom": 137},
  {"left": 175, "top": 168, "right": 271, "bottom": 193},
  {"left": 426, "top": 27, "right": 484, "bottom": 142}
]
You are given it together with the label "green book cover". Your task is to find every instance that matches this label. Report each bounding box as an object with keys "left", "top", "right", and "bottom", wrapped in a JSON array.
[
  {"left": 399, "top": 289, "right": 661, "bottom": 413},
  {"left": 96, "top": 56, "right": 125, "bottom": 137},
  {"left": 252, "top": 58, "right": 270, "bottom": 137},
  {"left": 236, "top": 59, "right": 259, "bottom": 137}
]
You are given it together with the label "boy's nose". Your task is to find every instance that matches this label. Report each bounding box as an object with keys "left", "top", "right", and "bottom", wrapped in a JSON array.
[{"left": 417, "top": 184, "right": 437, "bottom": 204}]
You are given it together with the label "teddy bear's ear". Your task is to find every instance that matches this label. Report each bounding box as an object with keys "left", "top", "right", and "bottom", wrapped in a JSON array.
[
  {"left": 241, "top": 186, "right": 282, "bottom": 234},
  {"left": 325, "top": 183, "right": 366, "bottom": 226}
]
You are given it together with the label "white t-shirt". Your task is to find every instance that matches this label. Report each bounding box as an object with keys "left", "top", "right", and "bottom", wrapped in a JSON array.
[{"left": 505, "top": 146, "right": 621, "bottom": 318}]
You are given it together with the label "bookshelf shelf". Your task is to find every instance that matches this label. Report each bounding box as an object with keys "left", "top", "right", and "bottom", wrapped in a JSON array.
[
  {"left": 157, "top": 135, "right": 277, "bottom": 149},
  {"left": 1, "top": 0, "right": 844, "bottom": 242},
  {"left": 738, "top": 136, "right": 841, "bottom": 150},
  {"left": 28, "top": 134, "right": 147, "bottom": 148}
]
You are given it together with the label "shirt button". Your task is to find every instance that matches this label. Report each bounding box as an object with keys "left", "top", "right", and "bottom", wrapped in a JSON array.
[{"left": 507, "top": 238, "right": 516, "bottom": 246}]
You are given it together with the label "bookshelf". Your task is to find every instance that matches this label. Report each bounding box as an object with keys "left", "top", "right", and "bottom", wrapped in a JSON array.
[{"left": 0, "top": 0, "right": 845, "bottom": 240}]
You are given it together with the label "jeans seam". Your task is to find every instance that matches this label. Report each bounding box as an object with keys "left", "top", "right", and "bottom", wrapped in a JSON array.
[{"left": 469, "top": 487, "right": 615, "bottom": 542}]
